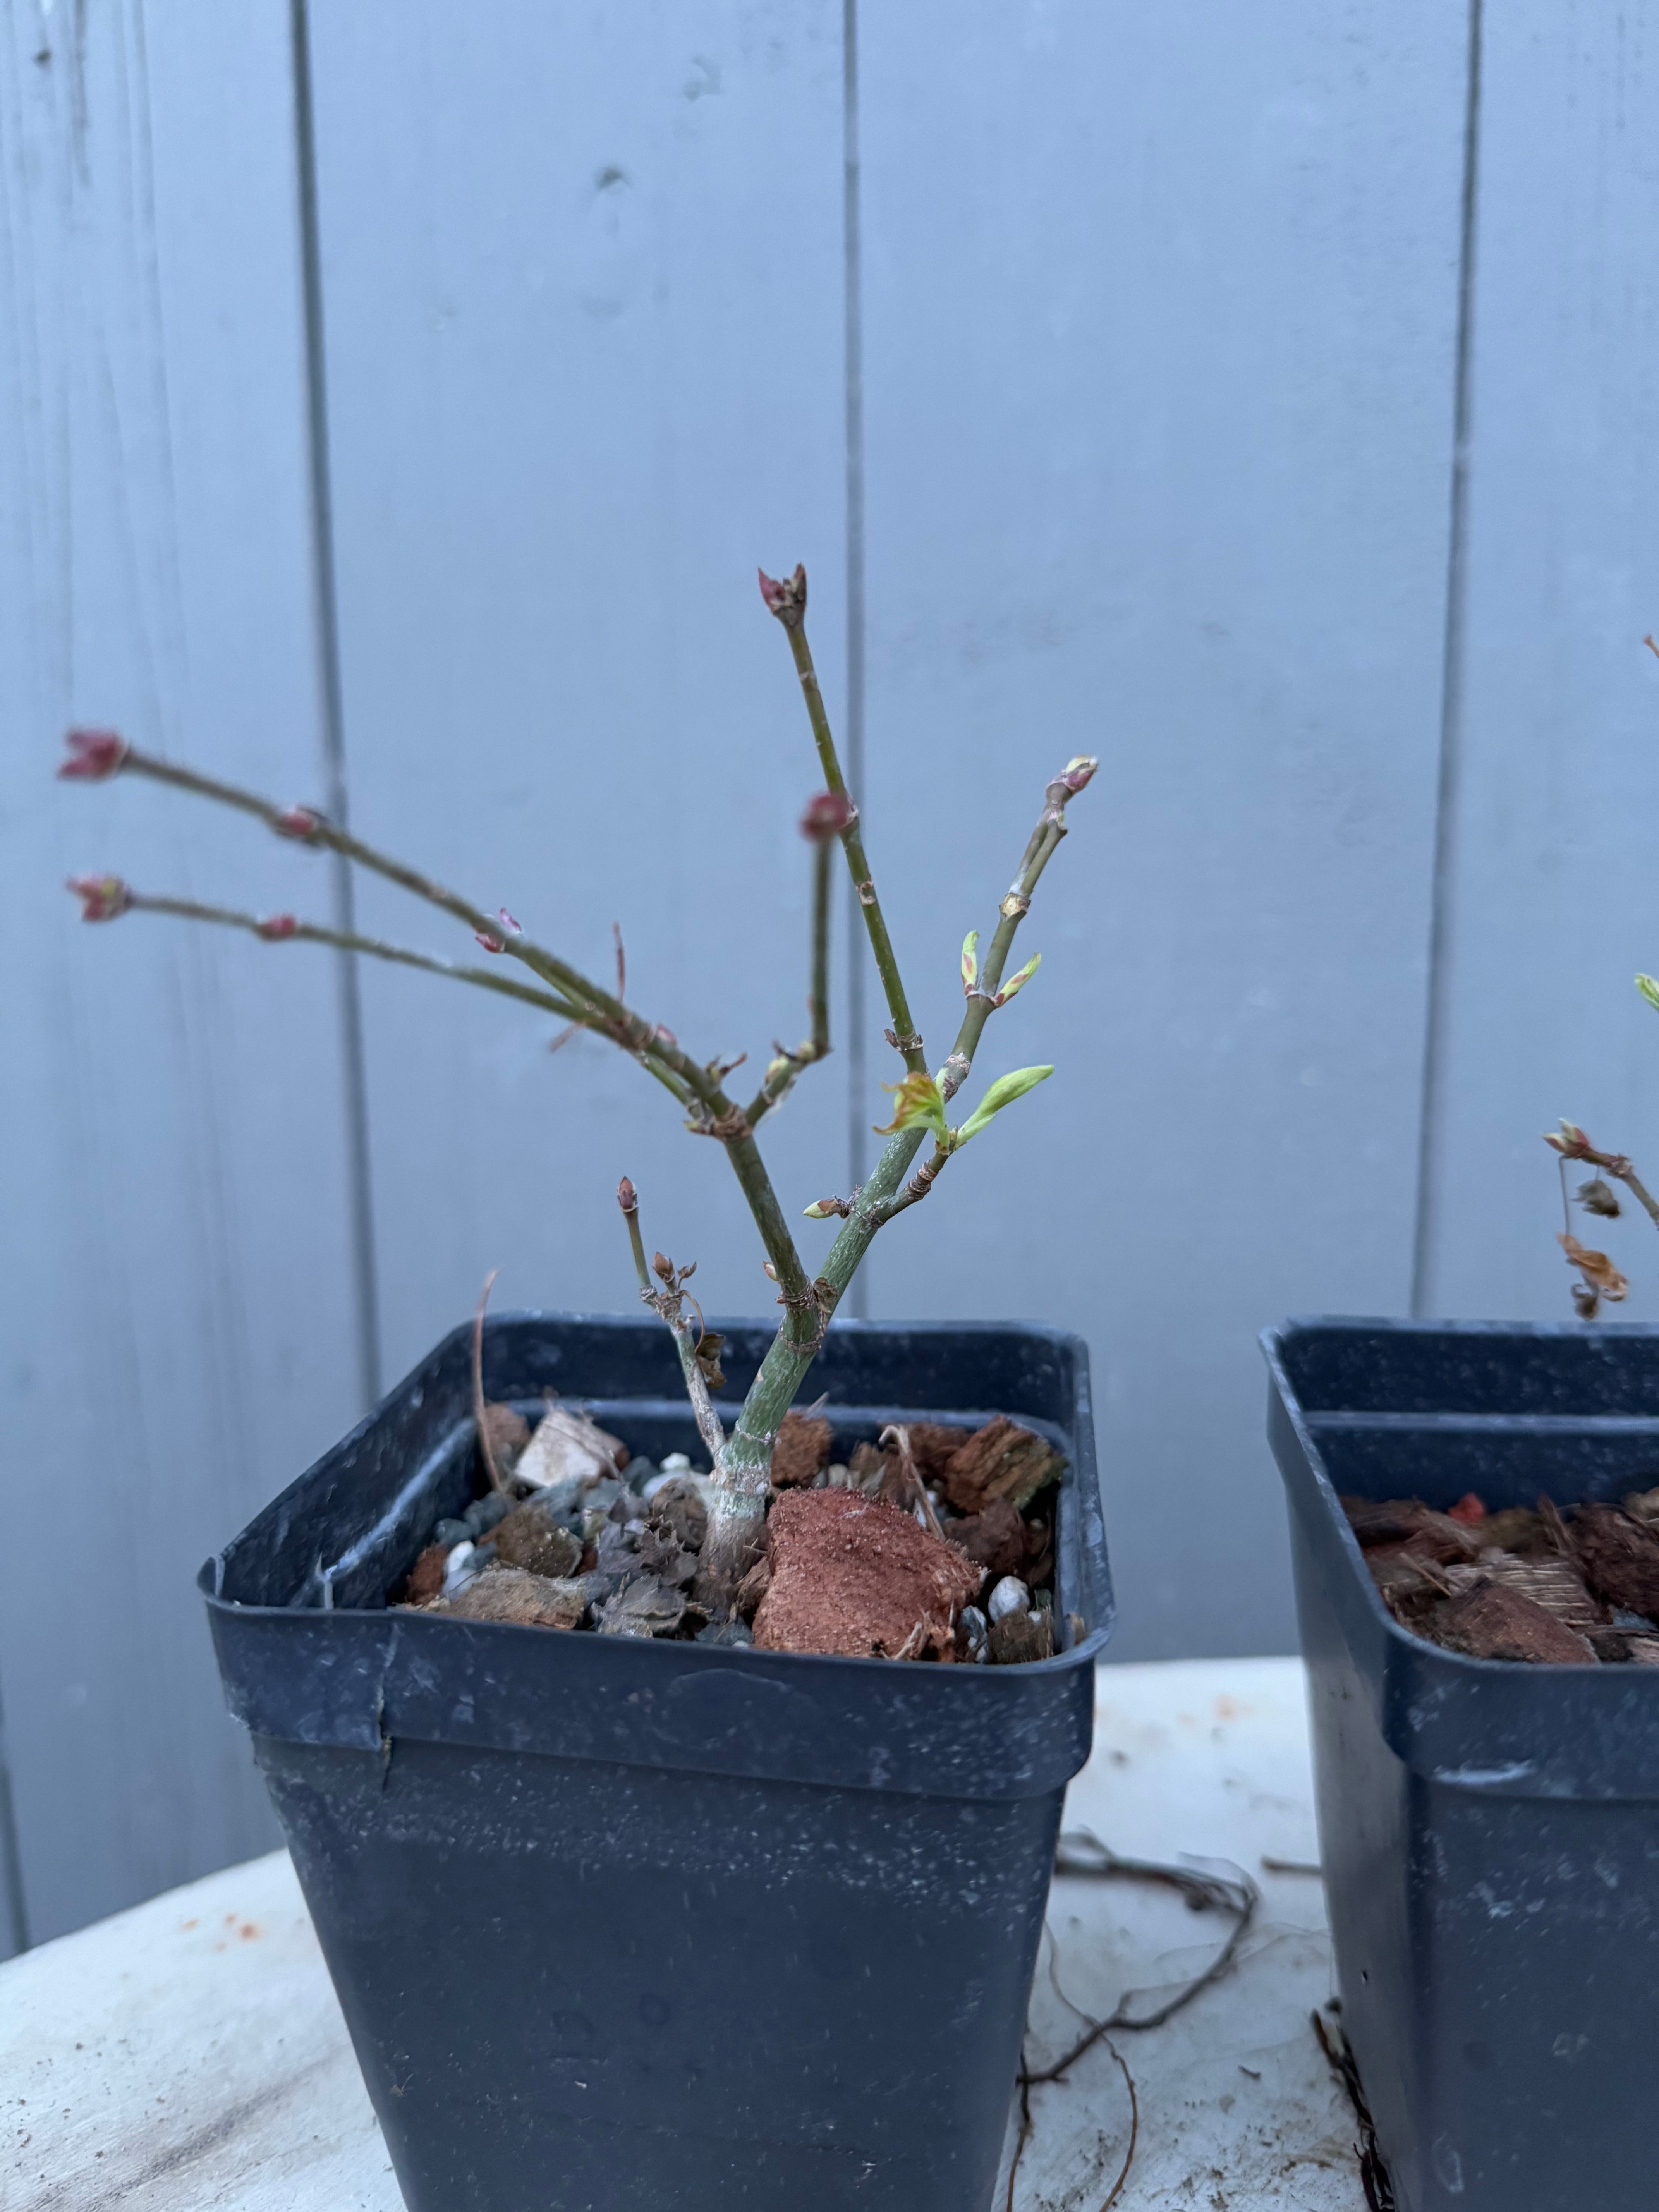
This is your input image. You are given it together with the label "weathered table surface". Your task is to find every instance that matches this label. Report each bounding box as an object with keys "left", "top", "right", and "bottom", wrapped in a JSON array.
[{"left": 2, "top": 1658, "right": 1367, "bottom": 2210}]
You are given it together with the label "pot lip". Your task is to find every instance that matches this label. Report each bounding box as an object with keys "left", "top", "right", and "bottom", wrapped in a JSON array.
[
  {"left": 1262, "top": 1313, "right": 1659, "bottom": 1686},
  {"left": 203, "top": 1307, "right": 1115, "bottom": 1682}
]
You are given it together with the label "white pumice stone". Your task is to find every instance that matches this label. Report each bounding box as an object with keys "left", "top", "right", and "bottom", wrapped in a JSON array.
[
  {"left": 987, "top": 1575, "right": 1030, "bottom": 1623},
  {"left": 442, "top": 1540, "right": 478, "bottom": 1596}
]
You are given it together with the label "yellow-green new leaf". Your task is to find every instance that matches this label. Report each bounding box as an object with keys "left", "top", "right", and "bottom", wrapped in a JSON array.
[
  {"left": 956, "top": 1064, "right": 1053, "bottom": 1142},
  {"left": 873, "top": 1069, "right": 950, "bottom": 1139},
  {"left": 960, "top": 930, "right": 979, "bottom": 991},
  {"left": 995, "top": 952, "right": 1041, "bottom": 1006},
  {"left": 1637, "top": 973, "right": 1659, "bottom": 1015}
]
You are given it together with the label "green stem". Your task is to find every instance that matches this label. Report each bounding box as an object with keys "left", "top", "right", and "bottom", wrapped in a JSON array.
[
  {"left": 780, "top": 623, "right": 926, "bottom": 1076},
  {"left": 809, "top": 833, "right": 831, "bottom": 1058},
  {"left": 618, "top": 1183, "right": 652, "bottom": 1291},
  {"left": 725, "top": 1132, "right": 821, "bottom": 1351},
  {"left": 725, "top": 758, "right": 1095, "bottom": 1472},
  {"left": 127, "top": 894, "right": 587, "bottom": 1020},
  {"left": 743, "top": 835, "right": 833, "bottom": 1129}
]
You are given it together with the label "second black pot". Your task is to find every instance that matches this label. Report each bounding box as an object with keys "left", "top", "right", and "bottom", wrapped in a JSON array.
[
  {"left": 203, "top": 1313, "right": 1113, "bottom": 2212},
  {"left": 1265, "top": 1316, "right": 1659, "bottom": 2212}
]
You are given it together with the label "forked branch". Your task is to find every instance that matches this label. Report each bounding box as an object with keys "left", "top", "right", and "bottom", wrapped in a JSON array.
[{"left": 760, "top": 567, "right": 927, "bottom": 1076}]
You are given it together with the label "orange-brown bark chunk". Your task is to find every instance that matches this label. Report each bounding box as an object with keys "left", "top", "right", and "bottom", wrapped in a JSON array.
[{"left": 753, "top": 1487, "right": 981, "bottom": 1660}]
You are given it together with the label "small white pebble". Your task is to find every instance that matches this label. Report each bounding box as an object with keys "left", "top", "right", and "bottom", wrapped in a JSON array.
[
  {"left": 442, "top": 1540, "right": 478, "bottom": 1596},
  {"left": 987, "top": 1575, "right": 1030, "bottom": 1623},
  {"left": 661, "top": 1452, "right": 692, "bottom": 1474}
]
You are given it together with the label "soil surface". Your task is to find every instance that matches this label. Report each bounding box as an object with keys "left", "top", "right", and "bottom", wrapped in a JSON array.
[
  {"left": 1345, "top": 1486, "right": 1659, "bottom": 1664},
  {"left": 391, "top": 1401, "right": 1067, "bottom": 1664}
]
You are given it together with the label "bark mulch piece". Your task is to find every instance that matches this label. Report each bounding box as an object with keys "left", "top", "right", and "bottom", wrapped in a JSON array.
[
  {"left": 425, "top": 1566, "right": 588, "bottom": 1630},
  {"left": 987, "top": 1608, "right": 1054, "bottom": 1664},
  {"left": 941, "top": 1416, "right": 1066, "bottom": 1515},
  {"left": 753, "top": 1486, "right": 982, "bottom": 1660},
  {"left": 491, "top": 1500, "right": 584, "bottom": 1580},
  {"left": 1429, "top": 1580, "right": 1594, "bottom": 1665},
  {"left": 1443, "top": 1553, "right": 1603, "bottom": 1634},
  {"left": 949, "top": 1496, "right": 1028, "bottom": 1579},
  {"left": 897, "top": 1421, "right": 975, "bottom": 1486},
  {"left": 769, "top": 1410, "right": 832, "bottom": 1488},
  {"left": 401, "top": 1543, "right": 448, "bottom": 1604},
  {"left": 1567, "top": 1502, "right": 1659, "bottom": 1623}
]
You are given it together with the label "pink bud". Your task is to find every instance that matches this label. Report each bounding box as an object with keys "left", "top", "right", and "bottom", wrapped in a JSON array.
[
  {"left": 498, "top": 907, "right": 521, "bottom": 935},
  {"left": 757, "top": 563, "right": 807, "bottom": 627},
  {"left": 273, "top": 804, "right": 324, "bottom": 841},
  {"left": 1058, "top": 756, "right": 1098, "bottom": 793},
  {"left": 617, "top": 1176, "right": 638, "bottom": 1214},
  {"left": 59, "top": 729, "right": 129, "bottom": 781},
  {"left": 67, "top": 873, "right": 131, "bottom": 922},
  {"left": 257, "top": 913, "right": 300, "bottom": 940},
  {"left": 800, "top": 790, "right": 855, "bottom": 842},
  {"left": 475, "top": 930, "right": 506, "bottom": 954}
]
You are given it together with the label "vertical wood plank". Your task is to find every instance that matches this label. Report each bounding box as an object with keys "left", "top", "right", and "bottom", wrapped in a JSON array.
[
  {"left": 0, "top": 0, "right": 361, "bottom": 1943},
  {"left": 306, "top": 2, "right": 850, "bottom": 1381},
  {"left": 1419, "top": 5, "right": 1659, "bottom": 1329},
  {"left": 856, "top": 1, "right": 1471, "bottom": 1656}
]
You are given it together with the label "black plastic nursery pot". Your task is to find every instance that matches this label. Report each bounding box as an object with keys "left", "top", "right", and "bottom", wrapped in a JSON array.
[
  {"left": 203, "top": 1312, "right": 1113, "bottom": 2212},
  {"left": 1264, "top": 1317, "right": 1659, "bottom": 2212}
]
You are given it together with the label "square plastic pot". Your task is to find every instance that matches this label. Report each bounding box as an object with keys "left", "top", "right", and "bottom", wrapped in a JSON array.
[
  {"left": 1264, "top": 1316, "right": 1659, "bottom": 2212},
  {"left": 203, "top": 1312, "right": 1113, "bottom": 2212}
]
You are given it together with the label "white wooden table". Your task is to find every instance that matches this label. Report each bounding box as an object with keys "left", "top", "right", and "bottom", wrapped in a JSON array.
[{"left": 1, "top": 1660, "right": 1367, "bottom": 2210}]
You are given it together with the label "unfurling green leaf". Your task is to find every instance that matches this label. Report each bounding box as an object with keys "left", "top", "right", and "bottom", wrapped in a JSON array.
[
  {"left": 960, "top": 930, "right": 979, "bottom": 990},
  {"left": 1637, "top": 973, "right": 1659, "bottom": 1015},
  {"left": 873, "top": 1070, "right": 949, "bottom": 1139},
  {"left": 956, "top": 1064, "right": 1054, "bottom": 1143},
  {"left": 802, "top": 1199, "right": 836, "bottom": 1218},
  {"left": 995, "top": 952, "right": 1041, "bottom": 1006}
]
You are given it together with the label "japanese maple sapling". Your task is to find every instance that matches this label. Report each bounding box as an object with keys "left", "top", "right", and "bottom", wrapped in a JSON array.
[{"left": 62, "top": 565, "right": 1096, "bottom": 1614}]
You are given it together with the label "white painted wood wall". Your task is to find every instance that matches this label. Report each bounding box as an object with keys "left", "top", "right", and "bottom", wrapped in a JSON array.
[{"left": 3, "top": 0, "right": 1657, "bottom": 1950}]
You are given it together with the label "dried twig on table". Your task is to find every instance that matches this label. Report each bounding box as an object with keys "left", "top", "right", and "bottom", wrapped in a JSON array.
[
  {"left": 1096, "top": 2039, "right": 1139, "bottom": 2212},
  {"left": 1314, "top": 2008, "right": 1396, "bottom": 2212},
  {"left": 1003, "top": 1832, "right": 1259, "bottom": 2209},
  {"left": 1024, "top": 1831, "right": 1260, "bottom": 2076}
]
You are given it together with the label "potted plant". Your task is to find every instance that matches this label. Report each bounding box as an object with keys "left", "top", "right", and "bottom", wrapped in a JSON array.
[
  {"left": 62, "top": 564, "right": 1114, "bottom": 2212},
  {"left": 1264, "top": 998, "right": 1659, "bottom": 2211}
]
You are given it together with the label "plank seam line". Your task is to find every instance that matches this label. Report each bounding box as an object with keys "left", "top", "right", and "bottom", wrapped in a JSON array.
[
  {"left": 290, "top": 0, "right": 383, "bottom": 1406},
  {"left": 843, "top": 0, "right": 870, "bottom": 1317},
  {"left": 1411, "top": 0, "right": 1486, "bottom": 1321}
]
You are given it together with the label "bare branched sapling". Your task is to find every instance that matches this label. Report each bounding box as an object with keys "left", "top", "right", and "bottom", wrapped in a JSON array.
[{"left": 60, "top": 568, "right": 1096, "bottom": 1613}]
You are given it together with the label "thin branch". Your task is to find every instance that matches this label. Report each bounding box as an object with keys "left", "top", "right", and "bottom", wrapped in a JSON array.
[
  {"left": 809, "top": 833, "right": 831, "bottom": 1059},
  {"left": 745, "top": 826, "right": 835, "bottom": 1129},
  {"left": 617, "top": 1178, "right": 651, "bottom": 1294},
  {"left": 85, "top": 740, "right": 722, "bottom": 1108},
  {"left": 761, "top": 567, "right": 926, "bottom": 1075},
  {"left": 861, "top": 759, "right": 1097, "bottom": 1228},
  {"left": 94, "top": 886, "right": 604, "bottom": 1022},
  {"left": 1546, "top": 1122, "right": 1659, "bottom": 1230},
  {"left": 719, "top": 754, "right": 1097, "bottom": 1483},
  {"left": 472, "top": 1271, "right": 506, "bottom": 1494}
]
